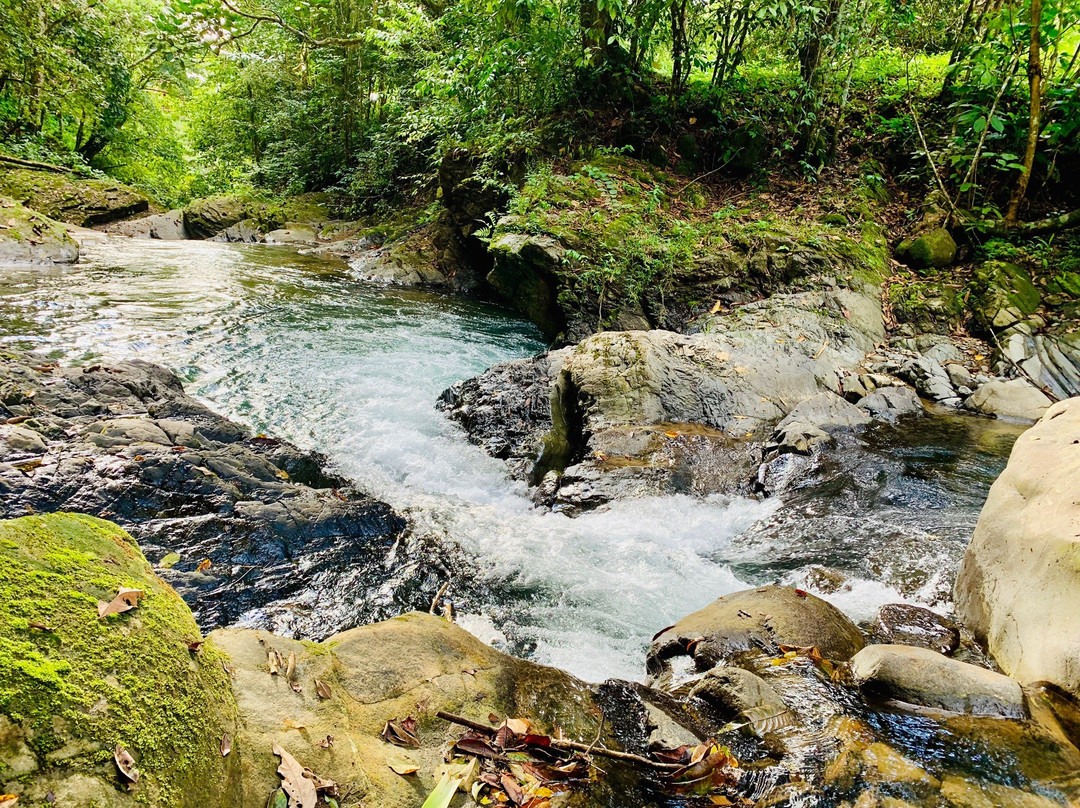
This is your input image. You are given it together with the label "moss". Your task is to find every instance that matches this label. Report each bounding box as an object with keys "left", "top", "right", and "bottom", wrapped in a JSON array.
[{"left": 0, "top": 513, "right": 238, "bottom": 806}]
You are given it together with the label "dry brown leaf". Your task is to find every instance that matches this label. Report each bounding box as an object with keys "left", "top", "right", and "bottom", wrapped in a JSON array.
[
  {"left": 272, "top": 744, "right": 317, "bottom": 808},
  {"left": 290, "top": 680, "right": 303, "bottom": 693},
  {"left": 268, "top": 649, "right": 282, "bottom": 675},
  {"left": 0, "top": 794, "right": 18, "bottom": 808},
  {"left": 114, "top": 745, "right": 139, "bottom": 789},
  {"left": 381, "top": 717, "right": 420, "bottom": 748},
  {"left": 220, "top": 733, "right": 231, "bottom": 757},
  {"left": 314, "top": 679, "right": 331, "bottom": 699},
  {"left": 388, "top": 755, "right": 419, "bottom": 775},
  {"left": 318, "top": 735, "right": 334, "bottom": 748},
  {"left": 285, "top": 651, "right": 297, "bottom": 681},
  {"left": 187, "top": 640, "right": 203, "bottom": 652},
  {"left": 283, "top": 718, "right": 307, "bottom": 730},
  {"left": 196, "top": 558, "right": 212, "bottom": 572},
  {"left": 98, "top": 588, "right": 144, "bottom": 619}
]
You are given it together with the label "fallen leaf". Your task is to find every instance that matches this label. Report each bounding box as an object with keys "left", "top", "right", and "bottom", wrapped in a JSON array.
[
  {"left": 98, "top": 587, "right": 144, "bottom": 619},
  {"left": 454, "top": 736, "right": 502, "bottom": 759},
  {"left": 187, "top": 640, "right": 203, "bottom": 652},
  {"left": 114, "top": 745, "right": 140, "bottom": 789},
  {"left": 285, "top": 651, "right": 297, "bottom": 681},
  {"left": 220, "top": 733, "right": 231, "bottom": 757},
  {"left": 314, "top": 679, "right": 331, "bottom": 699},
  {"left": 272, "top": 744, "right": 318, "bottom": 808},
  {"left": 504, "top": 718, "right": 531, "bottom": 736},
  {"left": 382, "top": 717, "right": 420, "bottom": 748},
  {"left": 27, "top": 622, "right": 52, "bottom": 631},
  {"left": 290, "top": 681, "right": 303, "bottom": 693},
  {"left": 283, "top": 718, "right": 307, "bottom": 730},
  {"left": 420, "top": 772, "right": 464, "bottom": 808},
  {"left": 270, "top": 790, "right": 288, "bottom": 808},
  {"left": 500, "top": 774, "right": 525, "bottom": 805},
  {"left": 196, "top": 558, "right": 212, "bottom": 572},
  {"left": 268, "top": 649, "right": 282, "bottom": 675},
  {"left": 388, "top": 755, "right": 419, "bottom": 775},
  {"left": 318, "top": 735, "right": 334, "bottom": 748},
  {"left": 0, "top": 795, "right": 18, "bottom": 808}
]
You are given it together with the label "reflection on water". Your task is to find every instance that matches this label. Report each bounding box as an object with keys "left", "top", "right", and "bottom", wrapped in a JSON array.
[{"left": 0, "top": 238, "right": 1021, "bottom": 682}]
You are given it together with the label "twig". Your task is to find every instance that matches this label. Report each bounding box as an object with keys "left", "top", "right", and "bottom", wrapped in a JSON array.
[
  {"left": 989, "top": 328, "right": 1060, "bottom": 402},
  {"left": 584, "top": 714, "right": 605, "bottom": 756},
  {"left": 429, "top": 581, "right": 450, "bottom": 614},
  {"left": 435, "top": 711, "right": 681, "bottom": 771}
]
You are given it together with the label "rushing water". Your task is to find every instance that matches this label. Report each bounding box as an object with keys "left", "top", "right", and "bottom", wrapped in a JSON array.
[{"left": 0, "top": 238, "right": 1023, "bottom": 683}]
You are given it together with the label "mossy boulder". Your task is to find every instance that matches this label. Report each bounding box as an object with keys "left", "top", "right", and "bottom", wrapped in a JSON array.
[
  {"left": 0, "top": 197, "right": 79, "bottom": 264},
  {"left": 969, "top": 260, "right": 1041, "bottom": 332},
  {"left": 887, "top": 280, "right": 963, "bottom": 334},
  {"left": 1046, "top": 270, "right": 1080, "bottom": 297},
  {"left": 182, "top": 195, "right": 276, "bottom": 240},
  {"left": 0, "top": 169, "right": 151, "bottom": 227},
  {"left": 903, "top": 227, "right": 957, "bottom": 269},
  {"left": 0, "top": 513, "right": 240, "bottom": 807}
]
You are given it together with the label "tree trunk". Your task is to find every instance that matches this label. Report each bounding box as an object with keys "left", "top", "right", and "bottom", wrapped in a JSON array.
[{"left": 1005, "top": 0, "right": 1043, "bottom": 222}]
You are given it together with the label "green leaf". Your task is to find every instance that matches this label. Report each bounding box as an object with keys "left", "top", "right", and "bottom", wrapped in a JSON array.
[{"left": 421, "top": 773, "right": 464, "bottom": 808}]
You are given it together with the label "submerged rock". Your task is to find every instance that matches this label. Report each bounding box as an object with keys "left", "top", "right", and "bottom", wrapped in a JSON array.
[
  {"left": 0, "top": 196, "right": 79, "bottom": 264},
  {"left": 0, "top": 352, "right": 406, "bottom": 634},
  {"left": 871, "top": 603, "right": 959, "bottom": 655},
  {"left": 956, "top": 397, "right": 1080, "bottom": 697},
  {"left": 209, "top": 217, "right": 263, "bottom": 243}
]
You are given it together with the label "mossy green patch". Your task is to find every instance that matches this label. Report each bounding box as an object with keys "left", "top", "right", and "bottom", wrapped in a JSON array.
[{"left": 0, "top": 513, "right": 239, "bottom": 806}]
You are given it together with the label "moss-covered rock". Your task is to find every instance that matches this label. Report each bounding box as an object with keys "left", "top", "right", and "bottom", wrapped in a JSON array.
[
  {"left": 0, "top": 169, "right": 151, "bottom": 227},
  {"left": 182, "top": 194, "right": 275, "bottom": 240},
  {"left": 903, "top": 227, "right": 957, "bottom": 269},
  {"left": 0, "top": 197, "right": 79, "bottom": 264},
  {"left": 887, "top": 280, "right": 963, "bottom": 334},
  {"left": 0, "top": 513, "right": 240, "bottom": 807},
  {"left": 968, "top": 260, "right": 1041, "bottom": 332}
]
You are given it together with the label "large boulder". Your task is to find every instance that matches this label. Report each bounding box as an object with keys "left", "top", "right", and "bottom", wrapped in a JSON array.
[
  {"left": 955, "top": 396, "right": 1080, "bottom": 695},
  {"left": 903, "top": 228, "right": 957, "bottom": 269},
  {"left": 486, "top": 232, "right": 566, "bottom": 340},
  {"left": 264, "top": 223, "right": 317, "bottom": 246},
  {"left": 964, "top": 378, "right": 1052, "bottom": 421},
  {"left": 0, "top": 352, "right": 406, "bottom": 635},
  {"left": 109, "top": 210, "right": 188, "bottom": 240},
  {"left": 0, "top": 513, "right": 240, "bottom": 807},
  {"left": 0, "top": 196, "right": 79, "bottom": 264},
  {"left": 849, "top": 644, "right": 1026, "bottom": 718},
  {"left": 214, "top": 612, "right": 627, "bottom": 808},
  {"left": 0, "top": 168, "right": 151, "bottom": 227},
  {"left": 648, "top": 585, "right": 866, "bottom": 673},
  {"left": 182, "top": 195, "right": 273, "bottom": 240}
]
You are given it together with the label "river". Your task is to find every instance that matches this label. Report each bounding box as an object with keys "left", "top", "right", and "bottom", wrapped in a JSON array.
[{"left": 0, "top": 238, "right": 1023, "bottom": 683}]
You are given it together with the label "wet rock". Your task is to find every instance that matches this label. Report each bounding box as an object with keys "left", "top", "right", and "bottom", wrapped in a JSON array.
[
  {"left": 904, "top": 228, "right": 956, "bottom": 269},
  {"left": 109, "top": 210, "right": 189, "bottom": 240},
  {"left": 0, "top": 351, "right": 406, "bottom": 634},
  {"left": 872, "top": 603, "right": 959, "bottom": 654},
  {"left": 0, "top": 196, "right": 79, "bottom": 264},
  {"left": 688, "top": 667, "right": 790, "bottom": 732},
  {"left": 963, "top": 378, "right": 1052, "bottom": 421},
  {"left": 996, "top": 330, "right": 1080, "bottom": 400},
  {"left": 969, "top": 260, "right": 1040, "bottom": 332},
  {"left": 265, "top": 223, "right": 317, "bottom": 245},
  {"left": 849, "top": 644, "right": 1026, "bottom": 718},
  {"left": 956, "top": 397, "right": 1080, "bottom": 696},
  {"left": 209, "top": 218, "right": 263, "bottom": 243},
  {"left": 649, "top": 586, "right": 866, "bottom": 673},
  {"left": 0, "top": 513, "right": 240, "bottom": 807},
  {"left": 0, "top": 424, "right": 47, "bottom": 454},
  {"left": 939, "top": 775, "right": 1063, "bottom": 808},
  {"left": 0, "top": 167, "right": 151, "bottom": 226},
  {"left": 351, "top": 225, "right": 451, "bottom": 286},
  {"left": 856, "top": 385, "right": 924, "bottom": 420}
]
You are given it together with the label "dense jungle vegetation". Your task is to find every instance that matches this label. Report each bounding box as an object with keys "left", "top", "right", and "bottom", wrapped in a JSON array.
[{"left": 1, "top": 0, "right": 1078, "bottom": 229}]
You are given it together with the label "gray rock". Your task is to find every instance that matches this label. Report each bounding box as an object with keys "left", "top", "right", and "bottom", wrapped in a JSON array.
[
  {"left": 850, "top": 644, "right": 1026, "bottom": 718},
  {"left": 872, "top": 603, "right": 959, "bottom": 654},
  {"left": 945, "top": 363, "right": 974, "bottom": 390},
  {"left": 899, "top": 356, "right": 957, "bottom": 404},
  {"left": 210, "top": 218, "right": 263, "bottom": 243},
  {"left": 649, "top": 585, "right": 866, "bottom": 673},
  {"left": 264, "top": 223, "right": 317, "bottom": 245},
  {"left": 964, "top": 379, "right": 1052, "bottom": 421},
  {"left": 688, "top": 666, "right": 790, "bottom": 731},
  {"left": 110, "top": 210, "right": 188, "bottom": 240},
  {"left": 857, "top": 386, "right": 924, "bottom": 420},
  {"left": 0, "top": 196, "right": 79, "bottom": 264}
]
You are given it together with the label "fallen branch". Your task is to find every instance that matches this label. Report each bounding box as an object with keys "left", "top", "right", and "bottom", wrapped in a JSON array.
[
  {"left": 0, "top": 154, "right": 78, "bottom": 175},
  {"left": 972, "top": 208, "right": 1080, "bottom": 237},
  {"left": 434, "top": 711, "right": 681, "bottom": 771}
]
